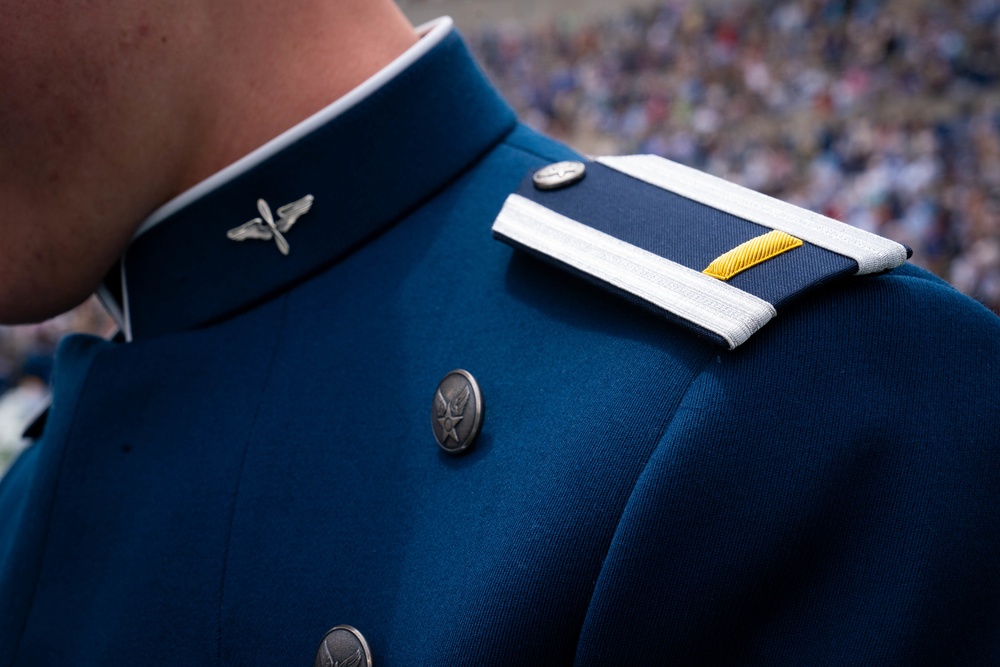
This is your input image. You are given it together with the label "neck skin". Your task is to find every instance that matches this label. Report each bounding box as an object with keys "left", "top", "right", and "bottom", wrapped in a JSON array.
[
  {"left": 180, "top": 0, "right": 419, "bottom": 193},
  {"left": 0, "top": 0, "right": 417, "bottom": 324}
]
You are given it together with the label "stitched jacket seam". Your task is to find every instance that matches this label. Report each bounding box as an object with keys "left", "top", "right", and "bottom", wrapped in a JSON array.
[
  {"left": 571, "top": 347, "right": 717, "bottom": 664},
  {"left": 215, "top": 294, "right": 291, "bottom": 667},
  {"left": 8, "top": 343, "right": 107, "bottom": 666}
]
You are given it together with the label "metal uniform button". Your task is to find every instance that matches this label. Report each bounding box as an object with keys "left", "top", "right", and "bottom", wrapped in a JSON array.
[
  {"left": 431, "top": 369, "right": 484, "bottom": 454},
  {"left": 314, "top": 625, "right": 373, "bottom": 667},
  {"left": 533, "top": 160, "right": 587, "bottom": 190}
]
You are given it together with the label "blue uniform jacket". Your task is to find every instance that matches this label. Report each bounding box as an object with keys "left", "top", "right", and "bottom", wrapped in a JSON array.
[{"left": 1, "top": 27, "right": 999, "bottom": 666}]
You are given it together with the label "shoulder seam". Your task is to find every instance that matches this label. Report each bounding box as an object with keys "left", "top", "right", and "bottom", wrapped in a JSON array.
[
  {"left": 885, "top": 270, "right": 953, "bottom": 289},
  {"left": 500, "top": 125, "right": 579, "bottom": 163}
]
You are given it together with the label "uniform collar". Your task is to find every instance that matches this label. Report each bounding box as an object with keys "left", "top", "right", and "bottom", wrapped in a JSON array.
[{"left": 98, "top": 18, "right": 517, "bottom": 341}]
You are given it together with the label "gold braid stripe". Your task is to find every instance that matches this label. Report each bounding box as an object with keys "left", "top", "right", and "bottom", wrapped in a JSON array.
[{"left": 704, "top": 230, "right": 804, "bottom": 281}]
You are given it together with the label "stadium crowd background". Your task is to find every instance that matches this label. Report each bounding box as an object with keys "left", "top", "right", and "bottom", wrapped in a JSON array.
[{"left": 1, "top": 0, "right": 999, "bottom": 469}]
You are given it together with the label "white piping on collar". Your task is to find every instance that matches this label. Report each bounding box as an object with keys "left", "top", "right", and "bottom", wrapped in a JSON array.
[
  {"left": 95, "top": 260, "right": 133, "bottom": 341},
  {"left": 133, "top": 16, "right": 454, "bottom": 239},
  {"left": 95, "top": 280, "right": 127, "bottom": 339},
  {"left": 102, "top": 16, "right": 454, "bottom": 341}
]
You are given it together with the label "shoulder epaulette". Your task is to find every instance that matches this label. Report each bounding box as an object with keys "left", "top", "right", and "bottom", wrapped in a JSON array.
[{"left": 492, "top": 155, "right": 910, "bottom": 349}]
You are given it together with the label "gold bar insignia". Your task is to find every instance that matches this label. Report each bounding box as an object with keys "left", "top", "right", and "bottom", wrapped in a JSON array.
[{"left": 704, "top": 230, "right": 804, "bottom": 281}]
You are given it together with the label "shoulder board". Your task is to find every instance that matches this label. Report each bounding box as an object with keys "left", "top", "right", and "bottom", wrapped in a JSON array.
[{"left": 492, "top": 155, "right": 910, "bottom": 349}]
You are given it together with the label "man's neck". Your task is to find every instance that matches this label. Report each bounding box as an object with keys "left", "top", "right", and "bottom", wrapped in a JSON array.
[{"left": 174, "top": 0, "right": 418, "bottom": 198}]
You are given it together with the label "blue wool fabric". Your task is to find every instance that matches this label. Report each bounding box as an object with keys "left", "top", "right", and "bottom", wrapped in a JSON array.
[{"left": 1, "top": 29, "right": 999, "bottom": 666}]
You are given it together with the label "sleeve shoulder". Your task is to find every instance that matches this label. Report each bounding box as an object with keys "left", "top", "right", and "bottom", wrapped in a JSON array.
[{"left": 574, "top": 269, "right": 1000, "bottom": 665}]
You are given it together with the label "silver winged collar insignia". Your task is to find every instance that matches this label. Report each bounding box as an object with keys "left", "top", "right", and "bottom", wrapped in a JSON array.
[{"left": 226, "top": 194, "right": 315, "bottom": 256}]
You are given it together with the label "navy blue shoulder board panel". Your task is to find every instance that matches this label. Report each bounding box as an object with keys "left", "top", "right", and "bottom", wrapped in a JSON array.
[{"left": 493, "top": 155, "right": 911, "bottom": 349}]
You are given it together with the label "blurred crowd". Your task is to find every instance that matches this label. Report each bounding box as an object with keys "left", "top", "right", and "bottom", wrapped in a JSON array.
[
  {"left": 473, "top": 0, "right": 1000, "bottom": 304},
  {"left": 2, "top": 0, "right": 999, "bottom": 464},
  {"left": 0, "top": 301, "right": 109, "bottom": 469}
]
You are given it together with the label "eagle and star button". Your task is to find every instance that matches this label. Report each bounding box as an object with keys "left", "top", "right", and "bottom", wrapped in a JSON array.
[
  {"left": 533, "top": 160, "right": 586, "bottom": 190},
  {"left": 314, "top": 625, "right": 373, "bottom": 667},
  {"left": 432, "top": 369, "right": 484, "bottom": 454}
]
